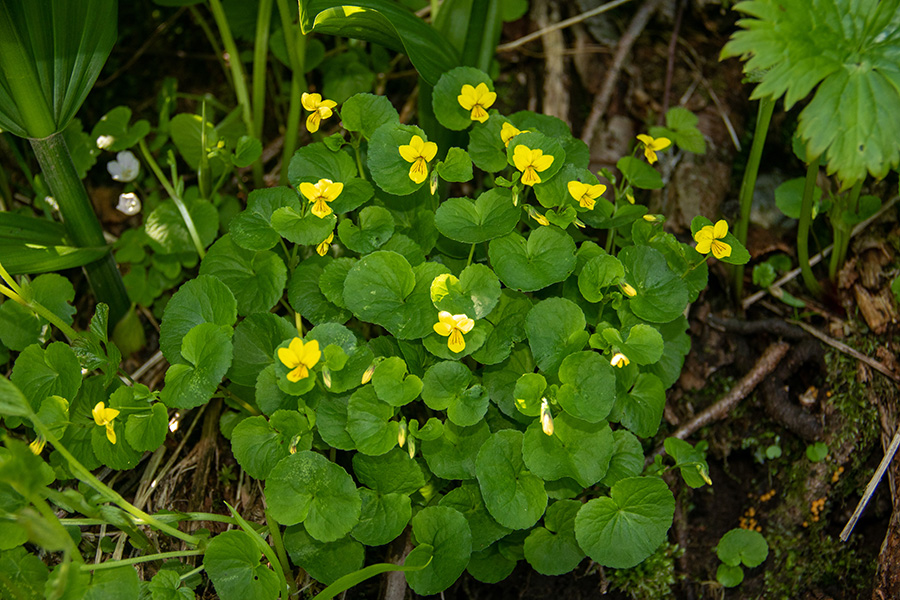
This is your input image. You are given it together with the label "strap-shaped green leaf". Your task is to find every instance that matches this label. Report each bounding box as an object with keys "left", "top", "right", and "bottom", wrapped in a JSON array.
[
  {"left": 0, "top": 0, "right": 117, "bottom": 137},
  {"left": 0, "top": 243, "right": 109, "bottom": 275},
  {"left": 298, "top": 0, "right": 459, "bottom": 85}
]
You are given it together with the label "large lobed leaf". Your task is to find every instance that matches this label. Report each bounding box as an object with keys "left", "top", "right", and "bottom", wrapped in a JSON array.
[{"left": 721, "top": 0, "right": 900, "bottom": 184}]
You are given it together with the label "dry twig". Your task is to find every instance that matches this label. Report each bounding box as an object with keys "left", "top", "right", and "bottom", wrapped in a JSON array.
[
  {"left": 789, "top": 320, "right": 900, "bottom": 383},
  {"left": 496, "top": 0, "right": 632, "bottom": 52},
  {"left": 841, "top": 428, "right": 900, "bottom": 541}
]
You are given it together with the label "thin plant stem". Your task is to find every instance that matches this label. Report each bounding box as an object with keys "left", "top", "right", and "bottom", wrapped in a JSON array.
[
  {"left": 139, "top": 139, "right": 205, "bottom": 258},
  {"left": 199, "top": 101, "right": 211, "bottom": 199},
  {"left": 29, "top": 133, "right": 130, "bottom": 326},
  {"left": 276, "top": 0, "right": 307, "bottom": 186},
  {"left": 733, "top": 95, "right": 776, "bottom": 301},
  {"left": 267, "top": 509, "right": 299, "bottom": 598},
  {"left": 797, "top": 156, "right": 822, "bottom": 296},
  {"left": 33, "top": 420, "right": 202, "bottom": 546},
  {"left": 466, "top": 243, "right": 476, "bottom": 267},
  {"left": 251, "top": 0, "right": 274, "bottom": 187},
  {"left": 208, "top": 0, "right": 254, "bottom": 137},
  {"left": 80, "top": 550, "right": 204, "bottom": 571},
  {"left": 188, "top": 6, "right": 233, "bottom": 90},
  {"left": 829, "top": 179, "right": 863, "bottom": 280}
]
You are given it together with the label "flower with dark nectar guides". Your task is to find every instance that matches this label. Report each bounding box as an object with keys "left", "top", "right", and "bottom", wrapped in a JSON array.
[
  {"left": 92, "top": 402, "right": 120, "bottom": 444},
  {"left": 636, "top": 134, "right": 671, "bottom": 165},
  {"left": 316, "top": 232, "right": 334, "bottom": 256},
  {"left": 299, "top": 178, "right": 343, "bottom": 218},
  {"left": 610, "top": 352, "right": 630, "bottom": 368},
  {"left": 567, "top": 180, "right": 607, "bottom": 210},
  {"left": 301, "top": 92, "right": 337, "bottom": 133},
  {"left": 399, "top": 135, "right": 438, "bottom": 184},
  {"left": 513, "top": 145, "right": 553, "bottom": 186},
  {"left": 278, "top": 338, "right": 321, "bottom": 382},
  {"left": 693, "top": 219, "right": 732, "bottom": 259},
  {"left": 433, "top": 311, "right": 474, "bottom": 353},
  {"left": 500, "top": 122, "right": 525, "bottom": 147},
  {"left": 458, "top": 83, "right": 496, "bottom": 123}
]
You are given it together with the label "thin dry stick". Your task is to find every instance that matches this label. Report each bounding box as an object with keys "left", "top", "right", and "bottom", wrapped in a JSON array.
[
  {"left": 131, "top": 350, "right": 165, "bottom": 383},
  {"left": 496, "top": 0, "right": 632, "bottom": 52},
  {"left": 743, "top": 195, "right": 900, "bottom": 309},
  {"left": 789, "top": 320, "right": 900, "bottom": 383},
  {"left": 582, "top": 0, "right": 666, "bottom": 147},
  {"left": 841, "top": 428, "right": 900, "bottom": 541},
  {"left": 651, "top": 341, "right": 790, "bottom": 458}
]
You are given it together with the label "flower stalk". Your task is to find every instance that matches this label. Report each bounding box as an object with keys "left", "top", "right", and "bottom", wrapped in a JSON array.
[{"left": 797, "top": 155, "right": 822, "bottom": 296}]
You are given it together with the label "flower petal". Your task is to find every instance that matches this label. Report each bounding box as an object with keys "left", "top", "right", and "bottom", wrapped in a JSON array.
[
  {"left": 421, "top": 141, "right": 438, "bottom": 162},
  {"left": 298, "top": 339, "right": 321, "bottom": 368},
  {"left": 567, "top": 181, "right": 587, "bottom": 200},
  {"left": 521, "top": 167, "right": 541, "bottom": 186},
  {"left": 711, "top": 240, "right": 732, "bottom": 259},
  {"left": 298, "top": 182, "right": 318, "bottom": 201},
  {"left": 306, "top": 112, "right": 321, "bottom": 133},
  {"left": 713, "top": 219, "right": 729, "bottom": 239},
  {"left": 287, "top": 365, "right": 309, "bottom": 382},
  {"left": 301, "top": 92, "right": 321, "bottom": 111},
  {"left": 434, "top": 322, "right": 452, "bottom": 337},
  {"left": 106, "top": 424, "right": 116, "bottom": 445},
  {"left": 447, "top": 329, "right": 465, "bottom": 353},
  {"left": 533, "top": 153, "right": 554, "bottom": 171},
  {"left": 278, "top": 346, "right": 299, "bottom": 369},
  {"left": 399, "top": 143, "right": 419, "bottom": 163}
]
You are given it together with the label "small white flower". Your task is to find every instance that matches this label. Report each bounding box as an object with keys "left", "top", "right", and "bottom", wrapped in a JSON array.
[
  {"left": 107, "top": 150, "right": 140, "bottom": 182},
  {"left": 96, "top": 135, "right": 115, "bottom": 150},
  {"left": 116, "top": 192, "right": 141, "bottom": 216}
]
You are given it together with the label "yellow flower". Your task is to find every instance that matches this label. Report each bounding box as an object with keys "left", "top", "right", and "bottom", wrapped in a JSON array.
[
  {"left": 643, "top": 214, "right": 658, "bottom": 222},
  {"left": 399, "top": 135, "right": 438, "bottom": 184},
  {"left": 457, "top": 83, "right": 496, "bottom": 123},
  {"left": 29, "top": 436, "right": 46, "bottom": 455},
  {"left": 610, "top": 353, "right": 630, "bottom": 368},
  {"left": 299, "top": 178, "right": 343, "bottom": 219},
  {"left": 567, "top": 180, "right": 607, "bottom": 210},
  {"left": 693, "top": 219, "right": 732, "bottom": 259},
  {"left": 540, "top": 398, "right": 554, "bottom": 436},
  {"left": 433, "top": 311, "right": 474, "bottom": 354},
  {"left": 500, "top": 122, "right": 525, "bottom": 147},
  {"left": 620, "top": 282, "right": 637, "bottom": 297},
  {"left": 316, "top": 232, "right": 334, "bottom": 256},
  {"left": 92, "top": 401, "right": 120, "bottom": 444},
  {"left": 526, "top": 205, "right": 549, "bottom": 226},
  {"left": 301, "top": 93, "right": 337, "bottom": 133},
  {"left": 513, "top": 145, "right": 554, "bottom": 186},
  {"left": 278, "top": 337, "right": 321, "bottom": 382},
  {"left": 636, "top": 134, "right": 671, "bottom": 164}
]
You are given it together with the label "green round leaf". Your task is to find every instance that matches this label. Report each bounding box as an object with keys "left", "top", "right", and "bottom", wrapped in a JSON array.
[
  {"left": 574, "top": 476, "right": 675, "bottom": 568},
  {"left": 159, "top": 323, "right": 233, "bottom": 410},
  {"left": 489, "top": 227, "right": 576, "bottom": 292},
  {"left": 352, "top": 447, "right": 425, "bottom": 494},
  {"left": 123, "top": 401, "right": 167, "bottom": 453},
  {"left": 231, "top": 410, "right": 311, "bottom": 480},
  {"left": 316, "top": 394, "right": 356, "bottom": 451},
  {"left": 230, "top": 187, "right": 302, "bottom": 251},
  {"left": 271, "top": 207, "right": 336, "bottom": 246},
  {"left": 476, "top": 430, "right": 548, "bottom": 530},
  {"left": 265, "top": 450, "right": 361, "bottom": 541},
  {"left": 717, "top": 563, "right": 744, "bottom": 587},
  {"left": 350, "top": 488, "right": 411, "bottom": 546},
  {"left": 10, "top": 342, "right": 82, "bottom": 412},
  {"left": 318, "top": 257, "right": 356, "bottom": 308},
  {"left": 435, "top": 189, "right": 520, "bottom": 244},
  {"left": 337, "top": 205, "right": 395, "bottom": 253},
  {"left": 622, "top": 324, "right": 664, "bottom": 365},
  {"left": 159, "top": 275, "right": 237, "bottom": 365},
  {"left": 372, "top": 357, "right": 422, "bottom": 406},
  {"left": 346, "top": 385, "right": 399, "bottom": 456},
  {"left": 716, "top": 528, "right": 769, "bottom": 568},
  {"left": 468, "top": 116, "right": 510, "bottom": 173},
  {"left": 439, "top": 483, "right": 511, "bottom": 552},
  {"left": 199, "top": 235, "right": 287, "bottom": 316},
  {"left": 288, "top": 142, "right": 356, "bottom": 186},
  {"left": 617, "top": 156, "right": 663, "bottom": 189},
  {"left": 611, "top": 373, "right": 665, "bottom": 438},
  {"left": 405, "top": 506, "right": 473, "bottom": 595},
  {"left": 522, "top": 414, "right": 614, "bottom": 487},
  {"left": 341, "top": 93, "right": 400, "bottom": 140},
  {"left": 421, "top": 420, "right": 491, "bottom": 480},
  {"left": 578, "top": 254, "right": 624, "bottom": 303},
  {"left": 602, "top": 430, "right": 645, "bottom": 487},
  {"left": 288, "top": 256, "right": 351, "bottom": 325},
  {"left": 284, "top": 526, "right": 364, "bottom": 585},
  {"left": 145, "top": 194, "right": 218, "bottom": 255},
  {"left": 203, "top": 530, "right": 280, "bottom": 600},
  {"left": 513, "top": 372, "right": 546, "bottom": 417},
  {"left": 433, "top": 66, "right": 495, "bottom": 130},
  {"left": 523, "top": 500, "right": 585, "bottom": 576},
  {"left": 467, "top": 544, "right": 516, "bottom": 583},
  {"left": 619, "top": 246, "right": 688, "bottom": 323},
  {"left": 437, "top": 147, "right": 473, "bottom": 182},
  {"left": 227, "top": 313, "right": 296, "bottom": 388},
  {"left": 525, "top": 297, "right": 588, "bottom": 375}
]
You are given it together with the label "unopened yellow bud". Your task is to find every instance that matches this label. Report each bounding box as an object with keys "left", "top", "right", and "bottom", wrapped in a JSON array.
[
  {"left": 407, "top": 435, "right": 416, "bottom": 459},
  {"left": 698, "top": 465, "right": 712, "bottom": 486},
  {"left": 322, "top": 367, "right": 332, "bottom": 389},
  {"left": 398, "top": 420, "right": 408, "bottom": 448},
  {"left": 430, "top": 169, "right": 439, "bottom": 196},
  {"left": 289, "top": 434, "right": 302, "bottom": 454},
  {"left": 361, "top": 363, "right": 376, "bottom": 385},
  {"left": 621, "top": 282, "right": 637, "bottom": 297},
  {"left": 540, "top": 398, "right": 554, "bottom": 436},
  {"left": 29, "top": 436, "right": 46, "bottom": 455},
  {"left": 610, "top": 353, "right": 630, "bottom": 368}
]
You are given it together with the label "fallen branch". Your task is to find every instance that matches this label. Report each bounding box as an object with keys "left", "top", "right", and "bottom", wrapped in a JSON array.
[
  {"left": 789, "top": 320, "right": 900, "bottom": 383},
  {"left": 496, "top": 0, "right": 632, "bottom": 53},
  {"left": 841, "top": 428, "right": 900, "bottom": 541},
  {"left": 652, "top": 342, "right": 790, "bottom": 458}
]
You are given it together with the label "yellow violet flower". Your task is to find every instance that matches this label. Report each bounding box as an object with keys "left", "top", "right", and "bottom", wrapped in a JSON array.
[
  {"left": 513, "top": 145, "right": 554, "bottom": 186},
  {"left": 316, "top": 232, "right": 334, "bottom": 256},
  {"left": 301, "top": 93, "right": 337, "bottom": 133},
  {"left": 457, "top": 83, "right": 496, "bottom": 123},
  {"left": 299, "top": 178, "right": 343, "bottom": 219},
  {"left": 399, "top": 135, "right": 438, "bottom": 184},
  {"left": 636, "top": 134, "right": 671, "bottom": 165},
  {"left": 433, "top": 311, "right": 474, "bottom": 354},
  {"left": 278, "top": 337, "right": 321, "bottom": 383},
  {"left": 567, "top": 180, "right": 607, "bottom": 210},
  {"left": 610, "top": 353, "right": 630, "bottom": 368},
  {"left": 92, "top": 401, "right": 120, "bottom": 444},
  {"left": 693, "top": 219, "right": 732, "bottom": 259},
  {"left": 500, "top": 122, "right": 525, "bottom": 147}
]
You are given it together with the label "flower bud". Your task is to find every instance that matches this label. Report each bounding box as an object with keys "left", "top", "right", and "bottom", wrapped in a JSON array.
[
  {"left": 361, "top": 362, "right": 376, "bottom": 385},
  {"left": 540, "top": 398, "right": 554, "bottom": 436},
  {"left": 610, "top": 352, "right": 630, "bottom": 368},
  {"left": 407, "top": 435, "right": 416, "bottom": 459},
  {"left": 398, "top": 419, "right": 408, "bottom": 448},
  {"left": 321, "top": 367, "right": 332, "bottom": 389},
  {"left": 620, "top": 282, "right": 637, "bottom": 297}
]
